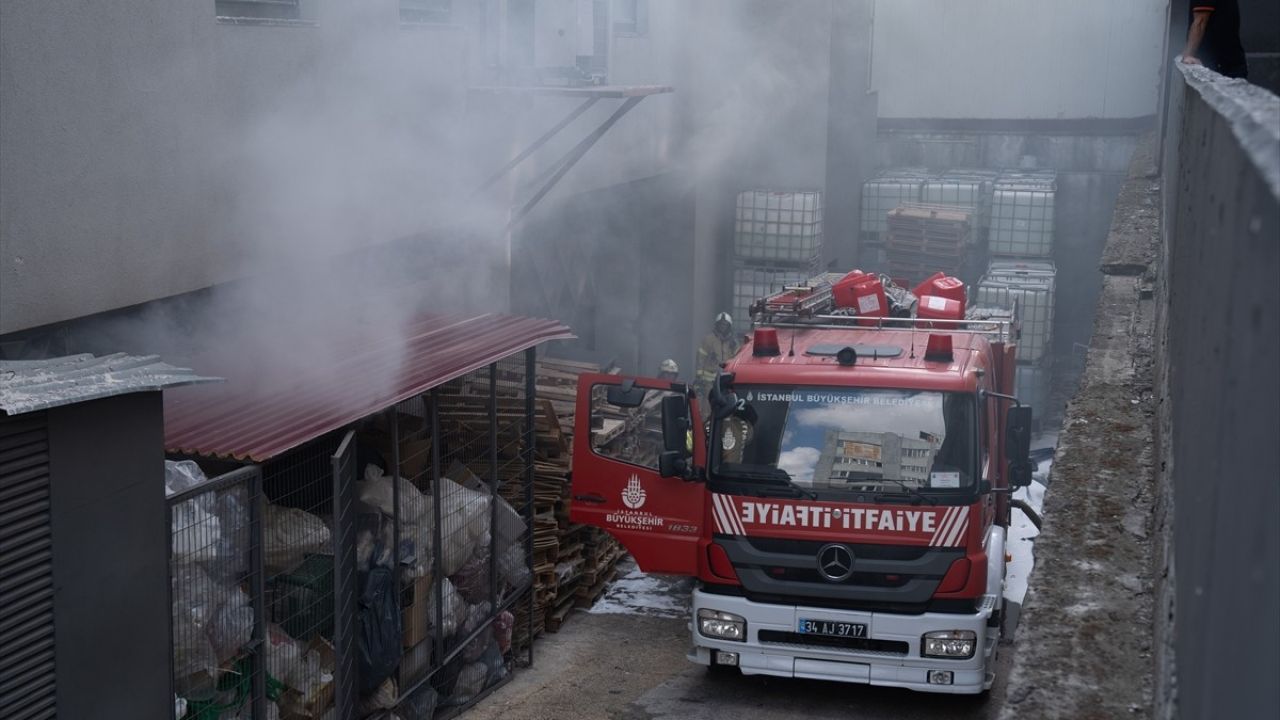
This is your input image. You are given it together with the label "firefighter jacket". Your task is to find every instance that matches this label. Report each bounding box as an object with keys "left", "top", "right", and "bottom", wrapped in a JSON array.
[{"left": 695, "top": 333, "right": 740, "bottom": 392}]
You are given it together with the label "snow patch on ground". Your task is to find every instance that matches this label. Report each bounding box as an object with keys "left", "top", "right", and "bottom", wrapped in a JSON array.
[
  {"left": 1004, "top": 435, "right": 1054, "bottom": 606},
  {"left": 587, "top": 558, "right": 692, "bottom": 618}
]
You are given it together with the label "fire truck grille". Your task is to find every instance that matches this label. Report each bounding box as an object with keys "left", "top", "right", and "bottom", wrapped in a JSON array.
[
  {"left": 757, "top": 630, "right": 910, "bottom": 656},
  {"left": 718, "top": 536, "right": 963, "bottom": 606},
  {"left": 746, "top": 537, "right": 931, "bottom": 562}
]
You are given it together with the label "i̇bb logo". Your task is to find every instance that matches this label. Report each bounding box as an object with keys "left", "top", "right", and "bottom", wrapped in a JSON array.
[{"left": 621, "top": 475, "right": 647, "bottom": 509}]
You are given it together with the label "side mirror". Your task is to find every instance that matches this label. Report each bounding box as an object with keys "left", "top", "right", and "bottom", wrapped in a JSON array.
[
  {"left": 658, "top": 450, "right": 689, "bottom": 479},
  {"left": 1006, "top": 405, "right": 1034, "bottom": 489},
  {"left": 708, "top": 372, "right": 740, "bottom": 421},
  {"left": 606, "top": 381, "right": 647, "bottom": 408},
  {"left": 1009, "top": 461, "right": 1033, "bottom": 489},
  {"left": 660, "top": 394, "right": 691, "bottom": 453}
]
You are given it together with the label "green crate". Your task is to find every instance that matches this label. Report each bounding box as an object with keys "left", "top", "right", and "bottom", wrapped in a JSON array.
[{"left": 267, "top": 554, "right": 334, "bottom": 641}]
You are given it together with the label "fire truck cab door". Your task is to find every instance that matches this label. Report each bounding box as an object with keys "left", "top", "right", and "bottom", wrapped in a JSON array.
[{"left": 570, "top": 373, "right": 707, "bottom": 576}]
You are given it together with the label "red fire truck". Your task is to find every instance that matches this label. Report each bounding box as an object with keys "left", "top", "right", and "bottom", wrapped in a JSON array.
[{"left": 570, "top": 272, "right": 1034, "bottom": 694}]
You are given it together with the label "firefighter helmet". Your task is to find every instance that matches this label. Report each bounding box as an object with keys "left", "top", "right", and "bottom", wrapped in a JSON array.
[
  {"left": 660, "top": 358, "right": 679, "bottom": 375},
  {"left": 714, "top": 312, "right": 733, "bottom": 339}
]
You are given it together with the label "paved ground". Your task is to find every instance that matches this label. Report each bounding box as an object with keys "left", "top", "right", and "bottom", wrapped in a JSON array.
[{"left": 464, "top": 568, "right": 1015, "bottom": 720}]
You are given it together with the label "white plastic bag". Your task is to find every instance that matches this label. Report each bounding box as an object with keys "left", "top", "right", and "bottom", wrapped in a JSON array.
[
  {"left": 496, "top": 544, "right": 531, "bottom": 591},
  {"left": 439, "top": 477, "right": 491, "bottom": 576},
  {"left": 165, "top": 460, "right": 208, "bottom": 496},
  {"left": 428, "top": 578, "right": 468, "bottom": 637},
  {"left": 451, "top": 662, "right": 488, "bottom": 705},
  {"left": 358, "top": 465, "right": 433, "bottom": 525},
  {"left": 171, "top": 499, "right": 221, "bottom": 563},
  {"left": 208, "top": 586, "right": 255, "bottom": 662},
  {"left": 264, "top": 504, "right": 331, "bottom": 574}
]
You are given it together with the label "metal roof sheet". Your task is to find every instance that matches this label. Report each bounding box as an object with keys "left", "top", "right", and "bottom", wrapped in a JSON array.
[
  {"left": 163, "top": 312, "right": 573, "bottom": 463},
  {"left": 0, "top": 353, "right": 222, "bottom": 416}
]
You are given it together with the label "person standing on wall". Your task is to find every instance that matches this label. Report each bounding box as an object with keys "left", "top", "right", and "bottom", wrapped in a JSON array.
[{"left": 1181, "top": 0, "right": 1249, "bottom": 79}]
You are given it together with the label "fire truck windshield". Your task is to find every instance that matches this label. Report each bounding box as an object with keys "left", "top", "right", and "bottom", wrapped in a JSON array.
[{"left": 712, "top": 386, "right": 977, "bottom": 495}]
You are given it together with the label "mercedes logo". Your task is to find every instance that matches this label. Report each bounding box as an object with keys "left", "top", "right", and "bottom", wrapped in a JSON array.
[{"left": 816, "top": 543, "right": 855, "bottom": 583}]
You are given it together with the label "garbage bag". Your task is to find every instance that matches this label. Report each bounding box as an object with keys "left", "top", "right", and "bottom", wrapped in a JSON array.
[
  {"left": 495, "top": 544, "right": 531, "bottom": 592},
  {"left": 357, "top": 678, "right": 398, "bottom": 714},
  {"left": 439, "top": 477, "right": 491, "bottom": 576},
  {"left": 459, "top": 601, "right": 494, "bottom": 663},
  {"left": 428, "top": 578, "right": 468, "bottom": 637},
  {"left": 208, "top": 586, "right": 255, "bottom": 662},
  {"left": 165, "top": 460, "right": 209, "bottom": 496},
  {"left": 493, "top": 611, "right": 515, "bottom": 654},
  {"left": 357, "top": 548, "right": 402, "bottom": 695},
  {"left": 481, "top": 639, "right": 508, "bottom": 684},
  {"left": 171, "top": 498, "right": 221, "bottom": 564},
  {"left": 400, "top": 685, "right": 438, "bottom": 720},
  {"left": 166, "top": 461, "right": 249, "bottom": 581},
  {"left": 358, "top": 465, "right": 433, "bottom": 525},
  {"left": 264, "top": 504, "right": 331, "bottom": 575},
  {"left": 450, "top": 548, "right": 491, "bottom": 604},
  {"left": 450, "top": 662, "right": 488, "bottom": 705},
  {"left": 206, "top": 486, "right": 249, "bottom": 582},
  {"left": 172, "top": 608, "right": 218, "bottom": 693}
]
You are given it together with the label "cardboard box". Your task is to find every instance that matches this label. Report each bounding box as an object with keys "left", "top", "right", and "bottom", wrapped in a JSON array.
[
  {"left": 400, "top": 638, "right": 433, "bottom": 689},
  {"left": 279, "top": 637, "right": 336, "bottom": 720},
  {"left": 402, "top": 574, "right": 432, "bottom": 648},
  {"left": 371, "top": 434, "right": 433, "bottom": 483}
]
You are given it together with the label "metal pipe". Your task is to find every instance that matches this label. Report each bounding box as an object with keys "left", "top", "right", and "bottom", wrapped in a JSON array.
[
  {"left": 389, "top": 409, "right": 402, "bottom": 650},
  {"left": 506, "top": 96, "right": 644, "bottom": 231},
  {"left": 248, "top": 466, "right": 267, "bottom": 720},
  {"left": 473, "top": 96, "right": 600, "bottom": 195},
  {"left": 489, "top": 363, "right": 500, "bottom": 613},
  {"left": 523, "top": 348, "right": 537, "bottom": 666},
  {"left": 165, "top": 492, "right": 176, "bottom": 720},
  {"left": 429, "top": 390, "right": 446, "bottom": 671}
]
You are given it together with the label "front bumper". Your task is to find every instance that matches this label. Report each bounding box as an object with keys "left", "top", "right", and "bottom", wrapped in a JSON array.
[{"left": 688, "top": 589, "right": 999, "bottom": 694}]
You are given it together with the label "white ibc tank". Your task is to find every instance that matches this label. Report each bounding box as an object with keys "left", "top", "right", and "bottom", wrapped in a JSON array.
[
  {"left": 734, "top": 190, "right": 824, "bottom": 265},
  {"left": 988, "top": 172, "right": 1056, "bottom": 258},
  {"left": 860, "top": 169, "right": 930, "bottom": 235},
  {"left": 920, "top": 169, "right": 999, "bottom": 235},
  {"left": 976, "top": 259, "right": 1057, "bottom": 363}
]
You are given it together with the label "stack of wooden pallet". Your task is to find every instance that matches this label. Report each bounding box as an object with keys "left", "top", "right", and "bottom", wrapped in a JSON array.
[
  {"left": 886, "top": 203, "right": 973, "bottom": 284},
  {"left": 576, "top": 527, "right": 624, "bottom": 609},
  {"left": 501, "top": 356, "right": 637, "bottom": 647}
]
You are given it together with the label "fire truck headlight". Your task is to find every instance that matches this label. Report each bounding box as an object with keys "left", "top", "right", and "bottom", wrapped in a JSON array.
[
  {"left": 922, "top": 630, "right": 977, "bottom": 659},
  {"left": 698, "top": 609, "right": 747, "bottom": 642}
]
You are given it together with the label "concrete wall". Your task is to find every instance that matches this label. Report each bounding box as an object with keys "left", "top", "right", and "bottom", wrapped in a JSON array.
[
  {"left": 871, "top": 0, "right": 1168, "bottom": 119},
  {"left": 1155, "top": 63, "right": 1279, "bottom": 719},
  {"left": 0, "top": 0, "right": 686, "bottom": 336}
]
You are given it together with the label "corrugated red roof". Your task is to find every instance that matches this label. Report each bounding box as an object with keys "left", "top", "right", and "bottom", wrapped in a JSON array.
[{"left": 163, "top": 313, "right": 573, "bottom": 462}]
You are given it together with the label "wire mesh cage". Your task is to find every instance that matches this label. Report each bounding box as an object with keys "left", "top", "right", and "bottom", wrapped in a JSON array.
[
  {"left": 168, "top": 350, "right": 538, "bottom": 720},
  {"left": 168, "top": 463, "right": 267, "bottom": 720}
]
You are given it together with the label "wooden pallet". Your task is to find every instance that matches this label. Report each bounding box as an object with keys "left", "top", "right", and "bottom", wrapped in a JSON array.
[{"left": 575, "top": 565, "right": 620, "bottom": 609}]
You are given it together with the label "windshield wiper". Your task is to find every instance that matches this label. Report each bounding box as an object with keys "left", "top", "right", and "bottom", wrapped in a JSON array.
[
  {"left": 844, "top": 478, "right": 939, "bottom": 505},
  {"left": 717, "top": 464, "right": 818, "bottom": 500}
]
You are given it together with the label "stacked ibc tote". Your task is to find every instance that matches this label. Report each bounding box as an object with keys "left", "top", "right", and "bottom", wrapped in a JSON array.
[
  {"left": 973, "top": 171, "right": 1059, "bottom": 419},
  {"left": 731, "top": 190, "right": 824, "bottom": 330},
  {"left": 858, "top": 168, "right": 931, "bottom": 270}
]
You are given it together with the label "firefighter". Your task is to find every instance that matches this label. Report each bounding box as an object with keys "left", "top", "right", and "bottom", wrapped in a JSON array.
[
  {"left": 657, "top": 358, "right": 680, "bottom": 382},
  {"left": 695, "top": 312, "right": 740, "bottom": 395}
]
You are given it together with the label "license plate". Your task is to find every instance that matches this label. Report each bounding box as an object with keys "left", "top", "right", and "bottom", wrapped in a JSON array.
[{"left": 797, "top": 619, "right": 867, "bottom": 638}]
